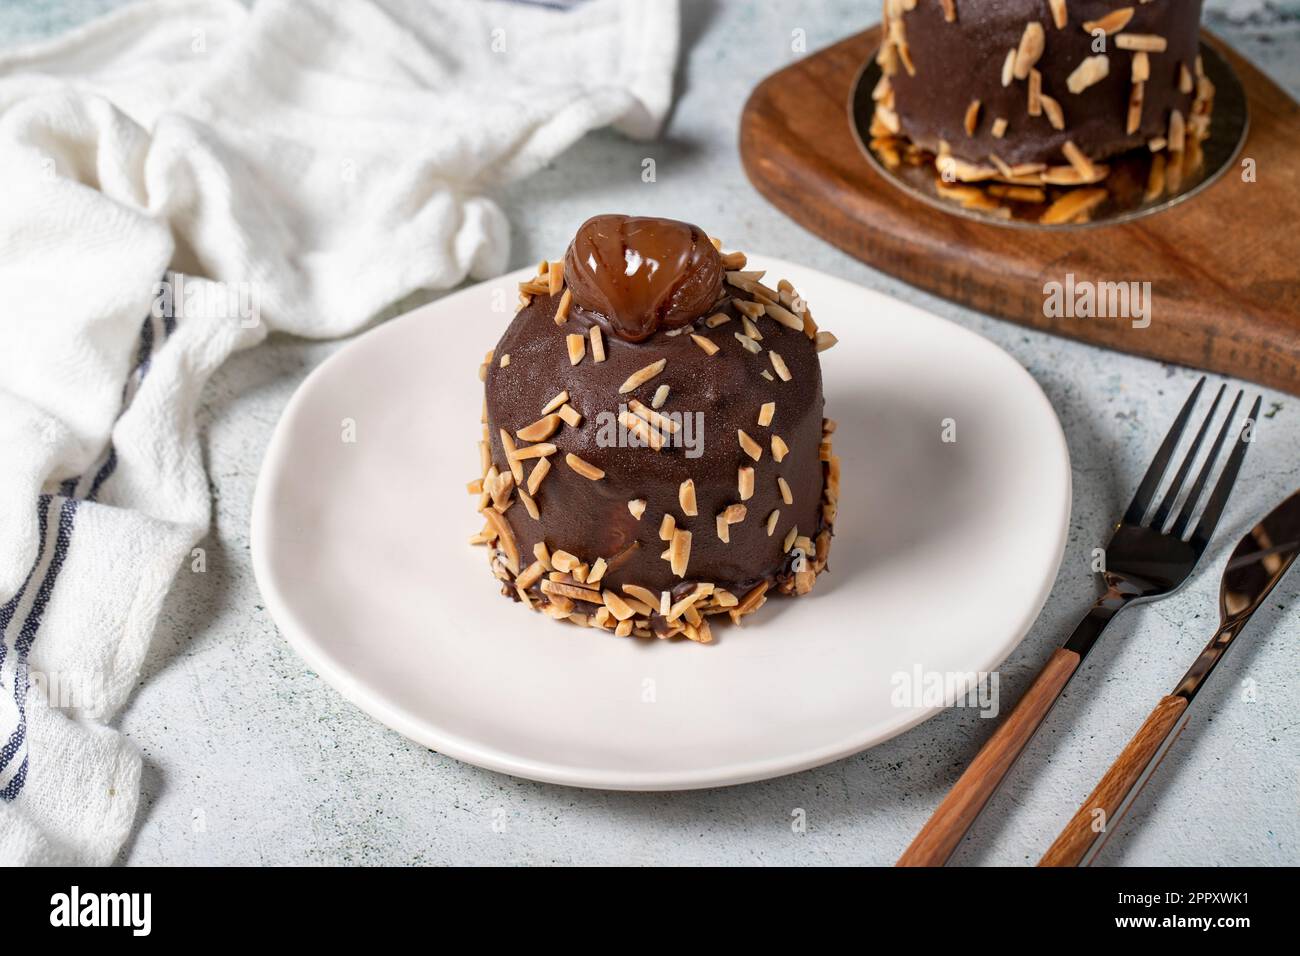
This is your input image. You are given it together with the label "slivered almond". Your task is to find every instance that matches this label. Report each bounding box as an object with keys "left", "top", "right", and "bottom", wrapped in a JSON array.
[
  {"left": 651, "top": 384, "right": 670, "bottom": 409},
  {"left": 541, "top": 579, "right": 603, "bottom": 604},
  {"left": 547, "top": 259, "right": 565, "bottom": 296},
  {"left": 566, "top": 333, "right": 585, "bottom": 366},
  {"left": 621, "top": 583, "right": 658, "bottom": 607},
  {"left": 766, "top": 510, "right": 781, "bottom": 536},
  {"left": 738, "top": 466, "right": 755, "bottom": 501},
  {"left": 518, "top": 489, "right": 540, "bottom": 520},
  {"left": 1040, "top": 94, "right": 1065, "bottom": 131},
  {"left": 1028, "top": 68, "right": 1043, "bottom": 116},
  {"left": 1127, "top": 81, "right": 1145, "bottom": 135},
  {"left": 1013, "top": 22, "right": 1045, "bottom": 80},
  {"left": 815, "top": 331, "right": 838, "bottom": 352},
  {"left": 516, "top": 414, "right": 561, "bottom": 442},
  {"left": 734, "top": 332, "right": 762, "bottom": 354},
  {"left": 964, "top": 99, "right": 981, "bottom": 137},
  {"left": 1001, "top": 48, "right": 1016, "bottom": 87},
  {"left": 716, "top": 512, "right": 731, "bottom": 543},
  {"left": 1066, "top": 55, "right": 1109, "bottom": 94},
  {"left": 659, "top": 513, "right": 676, "bottom": 541},
  {"left": 1082, "top": 7, "right": 1133, "bottom": 35},
  {"left": 769, "top": 351, "right": 792, "bottom": 382},
  {"left": 628, "top": 399, "right": 680, "bottom": 434},
  {"left": 480, "top": 508, "right": 519, "bottom": 574},
  {"left": 690, "top": 333, "right": 719, "bottom": 356},
  {"left": 618, "top": 358, "right": 666, "bottom": 394},
  {"left": 516, "top": 560, "right": 545, "bottom": 590},
  {"left": 1132, "top": 50, "right": 1150, "bottom": 83},
  {"left": 758, "top": 402, "right": 776, "bottom": 427},
  {"left": 499, "top": 429, "right": 525, "bottom": 483},
  {"left": 590, "top": 326, "right": 606, "bottom": 363},
  {"left": 628, "top": 498, "right": 647, "bottom": 520},
  {"left": 778, "top": 476, "right": 793, "bottom": 505},
  {"left": 1049, "top": 0, "right": 1068, "bottom": 30},
  {"left": 526, "top": 456, "right": 551, "bottom": 495},
  {"left": 1040, "top": 187, "right": 1107, "bottom": 225},
  {"left": 553, "top": 287, "right": 572, "bottom": 325},
  {"left": 738, "top": 429, "right": 763, "bottom": 461},
  {"left": 1061, "top": 140, "right": 1096, "bottom": 179},
  {"left": 782, "top": 525, "right": 799, "bottom": 554},
  {"left": 772, "top": 435, "right": 790, "bottom": 462},
  {"left": 679, "top": 479, "right": 698, "bottom": 516},
  {"left": 550, "top": 550, "right": 580, "bottom": 573},
  {"left": 1115, "top": 34, "right": 1167, "bottom": 53},
  {"left": 723, "top": 503, "right": 747, "bottom": 525},
  {"left": 558, "top": 403, "right": 582, "bottom": 427},
  {"left": 513, "top": 442, "right": 557, "bottom": 460},
  {"left": 669, "top": 529, "right": 692, "bottom": 578},
  {"left": 588, "top": 557, "right": 607, "bottom": 585},
  {"left": 619, "top": 410, "right": 665, "bottom": 451},
  {"left": 565, "top": 453, "right": 604, "bottom": 480},
  {"left": 992, "top": 117, "right": 1009, "bottom": 138},
  {"left": 602, "top": 590, "right": 636, "bottom": 621},
  {"left": 541, "top": 390, "right": 569, "bottom": 414}
]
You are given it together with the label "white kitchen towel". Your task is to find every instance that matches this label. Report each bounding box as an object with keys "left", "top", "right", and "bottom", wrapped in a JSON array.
[{"left": 0, "top": 0, "right": 679, "bottom": 865}]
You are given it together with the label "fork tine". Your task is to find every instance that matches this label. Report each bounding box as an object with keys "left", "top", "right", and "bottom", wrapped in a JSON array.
[
  {"left": 1186, "top": 395, "right": 1261, "bottom": 547},
  {"left": 1122, "top": 377, "right": 1205, "bottom": 526},
  {"left": 1150, "top": 384, "right": 1225, "bottom": 532},
  {"left": 1171, "top": 390, "right": 1243, "bottom": 539}
]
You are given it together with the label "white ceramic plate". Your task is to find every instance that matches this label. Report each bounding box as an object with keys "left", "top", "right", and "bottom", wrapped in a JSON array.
[{"left": 251, "top": 257, "right": 1070, "bottom": 790}]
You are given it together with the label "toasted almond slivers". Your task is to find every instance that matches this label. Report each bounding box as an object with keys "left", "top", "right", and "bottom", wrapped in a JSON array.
[
  {"left": 621, "top": 583, "right": 658, "bottom": 608},
  {"left": 659, "top": 512, "right": 676, "bottom": 542},
  {"left": 628, "top": 399, "right": 680, "bottom": 434},
  {"left": 1082, "top": 7, "right": 1134, "bottom": 36},
  {"left": 553, "top": 287, "right": 573, "bottom": 326},
  {"left": 550, "top": 550, "right": 580, "bottom": 573},
  {"left": 739, "top": 466, "right": 755, "bottom": 501},
  {"left": 782, "top": 525, "right": 799, "bottom": 554},
  {"left": 590, "top": 325, "right": 606, "bottom": 363},
  {"left": 964, "top": 99, "right": 981, "bottom": 137},
  {"left": 669, "top": 529, "right": 692, "bottom": 578},
  {"left": 651, "top": 384, "right": 670, "bottom": 409},
  {"left": 991, "top": 117, "right": 1009, "bottom": 139},
  {"left": 1115, "top": 33, "right": 1167, "bottom": 53},
  {"left": 723, "top": 503, "right": 747, "bottom": 525},
  {"left": 565, "top": 453, "right": 604, "bottom": 481},
  {"left": 566, "top": 333, "right": 585, "bottom": 366},
  {"left": 766, "top": 510, "right": 780, "bottom": 536},
  {"left": 1000, "top": 47, "right": 1016, "bottom": 87},
  {"left": 513, "top": 442, "right": 557, "bottom": 460},
  {"left": 618, "top": 358, "right": 667, "bottom": 394},
  {"left": 1132, "top": 50, "right": 1150, "bottom": 83},
  {"left": 778, "top": 475, "right": 793, "bottom": 505},
  {"left": 602, "top": 590, "right": 636, "bottom": 622},
  {"left": 772, "top": 435, "right": 790, "bottom": 463},
  {"left": 1049, "top": 0, "right": 1068, "bottom": 30},
  {"left": 1127, "top": 81, "right": 1145, "bottom": 136},
  {"left": 1061, "top": 140, "right": 1096, "bottom": 179},
  {"left": 541, "top": 390, "right": 569, "bottom": 415},
  {"left": 548, "top": 259, "right": 565, "bottom": 296},
  {"left": 1013, "top": 22, "right": 1045, "bottom": 80},
  {"left": 690, "top": 333, "right": 719, "bottom": 356},
  {"left": 1040, "top": 93, "right": 1065, "bottom": 131},
  {"left": 716, "top": 512, "right": 730, "bottom": 543},
  {"left": 553, "top": 404, "right": 579, "bottom": 429},
  {"left": 1066, "top": 54, "right": 1109, "bottom": 95},
  {"left": 735, "top": 332, "right": 762, "bottom": 354},
  {"left": 587, "top": 557, "right": 608, "bottom": 585},
  {"left": 1028, "top": 67, "right": 1043, "bottom": 117},
  {"left": 738, "top": 429, "right": 763, "bottom": 461},
  {"left": 1040, "top": 187, "right": 1108, "bottom": 225},
  {"left": 628, "top": 498, "right": 647, "bottom": 520},
  {"left": 481, "top": 508, "right": 519, "bottom": 574},
  {"left": 526, "top": 456, "right": 551, "bottom": 496},
  {"left": 679, "top": 479, "right": 698, "bottom": 517},
  {"left": 619, "top": 410, "right": 665, "bottom": 451},
  {"left": 518, "top": 489, "right": 540, "bottom": 520},
  {"left": 815, "top": 331, "right": 839, "bottom": 352},
  {"left": 769, "top": 351, "right": 792, "bottom": 382},
  {"left": 516, "top": 560, "right": 545, "bottom": 590},
  {"left": 516, "top": 414, "right": 561, "bottom": 442},
  {"left": 758, "top": 401, "right": 776, "bottom": 427}
]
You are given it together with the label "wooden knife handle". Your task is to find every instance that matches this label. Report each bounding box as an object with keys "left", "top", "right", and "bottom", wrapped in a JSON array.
[
  {"left": 1038, "top": 694, "right": 1189, "bottom": 867},
  {"left": 896, "top": 646, "right": 1081, "bottom": 867}
]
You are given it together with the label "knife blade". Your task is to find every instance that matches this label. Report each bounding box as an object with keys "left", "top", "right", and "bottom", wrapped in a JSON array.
[{"left": 1039, "top": 488, "right": 1300, "bottom": 867}]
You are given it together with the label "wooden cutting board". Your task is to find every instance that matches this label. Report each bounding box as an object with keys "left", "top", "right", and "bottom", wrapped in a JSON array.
[{"left": 740, "top": 26, "right": 1300, "bottom": 396}]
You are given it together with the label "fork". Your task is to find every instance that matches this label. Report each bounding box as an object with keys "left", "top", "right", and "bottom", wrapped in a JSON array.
[{"left": 896, "top": 377, "right": 1260, "bottom": 867}]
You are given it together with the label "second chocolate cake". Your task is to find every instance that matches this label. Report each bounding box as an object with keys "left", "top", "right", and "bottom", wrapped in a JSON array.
[{"left": 471, "top": 214, "right": 840, "bottom": 643}]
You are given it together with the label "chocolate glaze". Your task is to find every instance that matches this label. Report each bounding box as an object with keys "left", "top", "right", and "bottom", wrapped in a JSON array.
[
  {"left": 889, "top": 0, "right": 1205, "bottom": 166},
  {"left": 563, "top": 214, "right": 725, "bottom": 343},
  {"left": 484, "top": 265, "right": 827, "bottom": 599}
]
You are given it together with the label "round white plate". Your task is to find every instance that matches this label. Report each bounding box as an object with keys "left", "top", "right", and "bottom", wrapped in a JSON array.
[{"left": 251, "top": 257, "right": 1070, "bottom": 790}]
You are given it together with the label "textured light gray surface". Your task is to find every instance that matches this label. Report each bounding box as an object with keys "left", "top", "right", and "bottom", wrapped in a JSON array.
[{"left": 3, "top": 1, "right": 1296, "bottom": 866}]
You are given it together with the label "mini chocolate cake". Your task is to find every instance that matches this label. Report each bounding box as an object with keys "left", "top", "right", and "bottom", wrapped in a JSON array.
[
  {"left": 470, "top": 215, "right": 840, "bottom": 643},
  {"left": 872, "top": 1, "right": 1215, "bottom": 222}
]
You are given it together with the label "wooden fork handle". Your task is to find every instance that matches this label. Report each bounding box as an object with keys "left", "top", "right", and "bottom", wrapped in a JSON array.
[
  {"left": 896, "top": 647, "right": 1081, "bottom": 867},
  {"left": 1038, "top": 694, "right": 1190, "bottom": 867}
]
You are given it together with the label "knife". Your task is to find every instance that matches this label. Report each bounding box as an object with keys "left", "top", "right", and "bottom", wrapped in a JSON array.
[{"left": 1038, "top": 488, "right": 1300, "bottom": 867}]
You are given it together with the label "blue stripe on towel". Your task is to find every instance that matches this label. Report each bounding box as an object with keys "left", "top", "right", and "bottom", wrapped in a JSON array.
[{"left": 0, "top": 303, "right": 164, "bottom": 801}]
